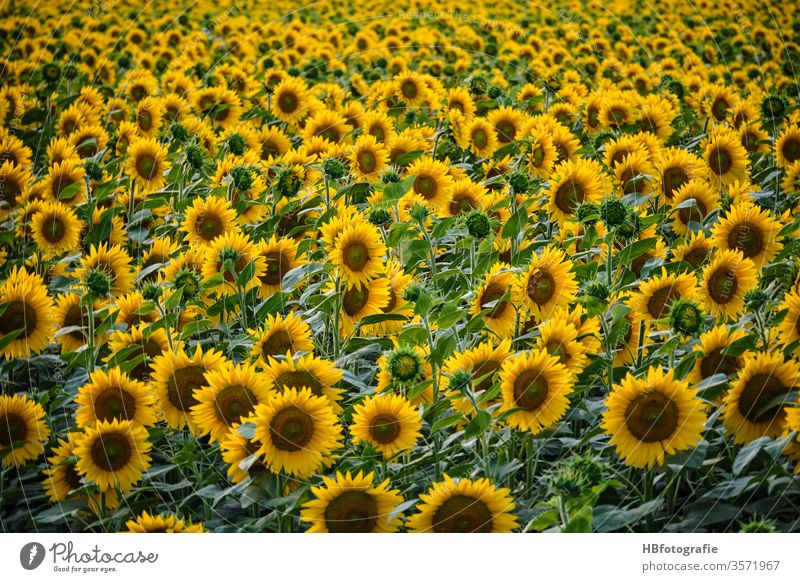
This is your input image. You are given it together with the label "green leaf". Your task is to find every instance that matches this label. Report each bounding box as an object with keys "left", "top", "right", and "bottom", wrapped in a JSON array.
[
  {"left": 732, "top": 436, "right": 772, "bottom": 475},
  {"left": 501, "top": 207, "right": 528, "bottom": 239},
  {"left": 616, "top": 237, "right": 657, "bottom": 266},
  {"left": 463, "top": 410, "right": 492, "bottom": 438},
  {"left": 594, "top": 499, "right": 662, "bottom": 532}
]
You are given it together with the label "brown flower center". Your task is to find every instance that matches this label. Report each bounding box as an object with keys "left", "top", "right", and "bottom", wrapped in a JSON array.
[
  {"left": 90, "top": 432, "right": 132, "bottom": 471},
  {"left": 94, "top": 386, "right": 137, "bottom": 422},
  {"left": 324, "top": 491, "right": 378, "bottom": 533},
  {"left": 662, "top": 166, "right": 688, "bottom": 199},
  {"left": 414, "top": 174, "right": 437, "bottom": 199},
  {"left": 262, "top": 251, "right": 290, "bottom": 285},
  {"left": 624, "top": 391, "right": 679, "bottom": 442},
  {"left": 727, "top": 222, "right": 764, "bottom": 258},
  {"left": 432, "top": 495, "right": 493, "bottom": 533},
  {"left": 0, "top": 300, "right": 37, "bottom": 337},
  {"left": 261, "top": 330, "right": 296, "bottom": 358},
  {"left": 269, "top": 405, "right": 315, "bottom": 451},
  {"left": 647, "top": 286, "right": 679, "bottom": 319},
  {"left": 343, "top": 241, "right": 369, "bottom": 271},
  {"left": 368, "top": 413, "right": 401, "bottom": 444},
  {"left": 135, "top": 153, "right": 157, "bottom": 181},
  {"left": 166, "top": 365, "right": 206, "bottom": 412},
  {"left": 480, "top": 282, "right": 508, "bottom": 318},
  {"left": 738, "top": 373, "right": 790, "bottom": 424},
  {"left": 526, "top": 269, "right": 555, "bottom": 305},
  {"left": 699, "top": 348, "right": 739, "bottom": 379},
  {"left": 343, "top": 286, "right": 370, "bottom": 316},
  {"left": 274, "top": 370, "right": 324, "bottom": 397},
  {"left": 214, "top": 384, "right": 257, "bottom": 426},
  {"left": 708, "top": 146, "right": 732, "bottom": 175},
  {"left": 707, "top": 268, "right": 738, "bottom": 304},
  {"left": 513, "top": 369, "right": 549, "bottom": 411},
  {"left": 0, "top": 412, "right": 26, "bottom": 447},
  {"left": 554, "top": 179, "right": 584, "bottom": 215}
]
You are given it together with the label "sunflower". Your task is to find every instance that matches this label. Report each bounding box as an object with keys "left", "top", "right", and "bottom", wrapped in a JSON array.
[
  {"left": 134, "top": 97, "right": 164, "bottom": 138},
  {"left": 181, "top": 195, "right": 240, "bottom": 247},
  {"left": 251, "top": 312, "right": 314, "bottom": 365},
  {"left": 42, "top": 433, "right": 84, "bottom": 503},
  {"left": 255, "top": 235, "right": 305, "bottom": 297},
  {"left": 699, "top": 249, "right": 758, "bottom": 320},
  {"left": 125, "top": 511, "right": 205, "bottom": 533},
  {"left": 75, "top": 367, "right": 157, "bottom": 428},
  {"left": 44, "top": 159, "right": 86, "bottom": 205},
  {"left": 74, "top": 419, "right": 152, "bottom": 493},
  {"left": 329, "top": 222, "right": 386, "bottom": 288},
  {"left": 271, "top": 77, "right": 315, "bottom": 125},
  {"left": 602, "top": 366, "right": 707, "bottom": 468},
  {"left": 138, "top": 238, "right": 179, "bottom": 283},
  {"left": 405, "top": 157, "right": 454, "bottom": 210},
  {"left": 302, "top": 109, "right": 350, "bottom": 146},
  {"left": 777, "top": 289, "right": 800, "bottom": 348},
  {"left": 69, "top": 123, "right": 108, "bottom": 158},
  {"left": 394, "top": 72, "right": 429, "bottom": 108},
  {"left": 298, "top": 471, "right": 405, "bottom": 535},
  {"left": 350, "top": 394, "right": 421, "bottom": 457},
  {"left": 687, "top": 325, "right": 747, "bottom": 387},
  {"left": 151, "top": 345, "right": 228, "bottom": 433},
  {"left": 614, "top": 151, "right": 655, "bottom": 196},
  {"left": 444, "top": 179, "right": 490, "bottom": 217},
  {"left": 703, "top": 129, "right": 749, "bottom": 186},
  {"left": 513, "top": 246, "right": 578, "bottom": 322},
  {"left": 407, "top": 475, "right": 518, "bottom": 533},
  {"left": 258, "top": 126, "right": 293, "bottom": 160},
  {"left": 53, "top": 292, "right": 101, "bottom": 354},
  {"left": 443, "top": 339, "right": 512, "bottom": 416},
  {"left": 629, "top": 268, "right": 697, "bottom": 322},
  {"left": 360, "top": 260, "right": 414, "bottom": 336},
  {"left": 201, "top": 231, "right": 266, "bottom": 295},
  {"left": 0, "top": 276, "right": 54, "bottom": 359},
  {"left": 445, "top": 87, "right": 476, "bottom": 117},
  {"left": 536, "top": 319, "right": 588, "bottom": 376},
  {"left": 723, "top": 353, "right": 800, "bottom": 444},
  {"left": 712, "top": 202, "right": 782, "bottom": 267},
  {"left": 471, "top": 262, "right": 517, "bottom": 338},
  {"left": 526, "top": 133, "right": 557, "bottom": 179},
  {"left": 499, "top": 348, "right": 573, "bottom": 434},
  {"left": 457, "top": 117, "right": 498, "bottom": 158},
  {"left": 262, "top": 352, "right": 344, "bottom": 410},
  {"left": 0, "top": 394, "right": 49, "bottom": 467},
  {"left": 775, "top": 125, "right": 800, "bottom": 168},
  {"left": 672, "top": 230, "right": 713, "bottom": 268},
  {"left": 125, "top": 137, "right": 170, "bottom": 193},
  {"left": 192, "top": 86, "right": 242, "bottom": 129},
  {"left": 362, "top": 110, "right": 397, "bottom": 144},
  {"left": 253, "top": 387, "right": 343, "bottom": 477},
  {"left": 220, "top": 420, "right": 271, "bottom": 484},
  {"left": 670, "top": 180, "right": 719, "bottom": 236},
  {"left": 547, "top": 158, "right": 605, "bottom": 222},
  {"left": 28, "top": 199, "right": 80, "bottom": 255},
  {"left": 375, "top": 344, "right": 434, "bottom": 405},
  {"left": 106, "top": 326, "right": 171, "bottom": 383},
  {"left": 192, "top": 361, "right": 273, "bottom": 443},
  {"left": 350, "top": 134, "right": 388, "bottom": 181}
]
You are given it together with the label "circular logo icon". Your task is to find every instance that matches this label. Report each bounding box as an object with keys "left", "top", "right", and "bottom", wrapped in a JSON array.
[{"left": 20, "top": 542, "right": 46, "bottom": 570}]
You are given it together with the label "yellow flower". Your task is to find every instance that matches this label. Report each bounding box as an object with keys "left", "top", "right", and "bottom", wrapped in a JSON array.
[
  {"left": 499, "top": 348, "right": 573, "bottom": 434},
  {"left": 0, "top": 394, "right": 50, "bottom": 467},
  {"left": 603, "top": 366, "right": 707, "bottom": 468},
  {"left": 75, "top": 367, "right": 157, "bottom": 428},
  {"left": 407, "top": 475, "right": 518, "bottom": 533},
  {"left": 350, "top": 394, "right": 421, "bottom": 457},
  {"left": 253, "top": 387, "right": 343, "bottom": 477},
  {"left": 301, "top": 471, "right": 404, "bottom": 533},
  {"left": 75, "top": 419, "right": 152, "bottom": 494}
]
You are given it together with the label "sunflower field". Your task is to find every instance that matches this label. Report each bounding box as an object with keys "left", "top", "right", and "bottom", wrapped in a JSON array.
[{"left": 1, "top": 0, "right": 800, "bottom": 535}]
